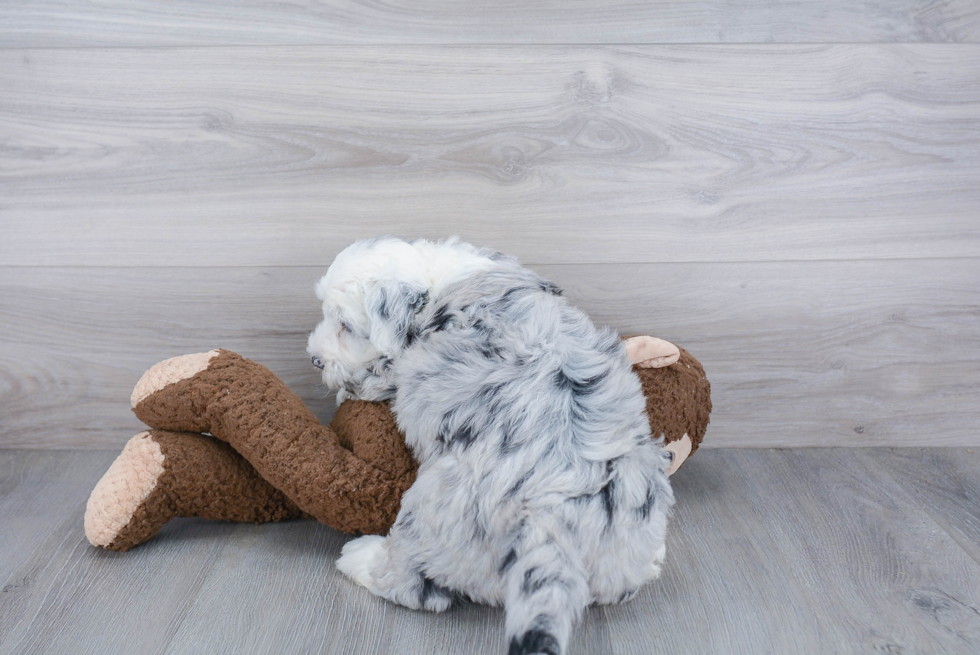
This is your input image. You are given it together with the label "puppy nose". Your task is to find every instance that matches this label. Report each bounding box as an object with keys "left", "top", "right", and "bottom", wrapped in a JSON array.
[{"left": 311, "top": 356, "right": 325, "bottom": 370}]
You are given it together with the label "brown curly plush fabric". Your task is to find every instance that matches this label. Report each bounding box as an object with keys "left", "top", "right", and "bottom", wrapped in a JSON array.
[
  {"left": 132, "top": 350, "right": 415, "bottom": 536},
  {"left": 631, "top": 344, "right": 712, "bottom": 457},
  {"left": 94, "top": 430, "right": 305, "bottom": 551}
]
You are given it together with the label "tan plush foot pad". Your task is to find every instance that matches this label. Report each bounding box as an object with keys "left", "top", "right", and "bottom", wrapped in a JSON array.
[
  {"left": 132, "top": 350, "right": 412, "bottom": 535},
  {"left": 132, "top": 350, "right": 221, "bottom": 408},
  {"left": 85, "top": 430, "right": 303, "bottom": 551},
  {"left": 85, "top": 431, "right": 167, "bottom": 550}
]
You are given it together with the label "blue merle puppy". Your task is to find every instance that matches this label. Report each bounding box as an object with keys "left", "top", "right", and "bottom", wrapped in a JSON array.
[{"left": 307, "top": 236, "right": 673, "bottom": 655}]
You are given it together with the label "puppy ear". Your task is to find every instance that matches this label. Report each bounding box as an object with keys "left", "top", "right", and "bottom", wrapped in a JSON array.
[{"left": 364, "top": 279, "right": 429, "bottom": 357}]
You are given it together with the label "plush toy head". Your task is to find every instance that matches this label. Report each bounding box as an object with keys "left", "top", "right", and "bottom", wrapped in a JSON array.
[{"left": 625, "top": 336, "right": 711, "bottom": 474}]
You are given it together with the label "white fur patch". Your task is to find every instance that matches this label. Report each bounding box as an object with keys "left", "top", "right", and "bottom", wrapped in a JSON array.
[
  {"left": 650, "top": 542, "right": 667, "bottom": 579},
  {"left": 131, "top": 350, "right": 220, "bottom": 408},
  {"left": 308, "top": 237, "right": 498, "bottom": 400},
  {"left": 336, "top": 535, "right": 389, "bottom": 595}
]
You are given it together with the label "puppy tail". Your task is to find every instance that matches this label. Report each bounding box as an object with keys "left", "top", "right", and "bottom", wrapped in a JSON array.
[{"left": 503, "top": 523, "right": 590, "bottom": 655}]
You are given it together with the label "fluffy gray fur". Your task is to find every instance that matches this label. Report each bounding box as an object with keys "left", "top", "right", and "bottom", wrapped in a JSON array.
[{"left": 310, "top": 237, "right": 673, "bottom": 655}]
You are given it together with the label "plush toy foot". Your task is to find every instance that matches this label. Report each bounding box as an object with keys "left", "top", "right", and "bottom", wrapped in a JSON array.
[
  {"left": 85, "top": 430, "right": 302, "bottom": 551},
  {"left": 131, "top": 350, "right": 222, "bottom": 410},
  {"left": 130, "top": 351, "right": 223, "bottom": 434},
  {"left": 625, "top": 336, "right": 680, "bottom": 368},
  {"left": 85, "top": 431, "right": 168, "bottom": 551},
  {"left": 132, "top": 350, "right": 411, "bottom": 535}
]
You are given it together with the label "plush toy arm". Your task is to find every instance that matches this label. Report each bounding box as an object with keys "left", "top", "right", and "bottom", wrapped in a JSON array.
[{"left": 130, "top": 350, "right": 409, "bottom": 535}]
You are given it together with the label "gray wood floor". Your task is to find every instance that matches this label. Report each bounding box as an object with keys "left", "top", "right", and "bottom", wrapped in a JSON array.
[{"left": 2, "top": 447, "right": 979, "bottom": 654}]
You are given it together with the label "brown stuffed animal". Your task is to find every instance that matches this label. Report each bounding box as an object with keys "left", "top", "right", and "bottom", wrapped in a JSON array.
[{"left": 85, "top": 336, "right": 710, "bottom": 552}]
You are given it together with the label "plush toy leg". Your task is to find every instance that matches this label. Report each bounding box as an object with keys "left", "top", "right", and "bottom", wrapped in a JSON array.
[
  {"left": 85, "top": 430, "right": 302, "bottom": 551},
  {"left": 131, "top": 350, "right": 410, "bottom": 535},
  {"left": 330, "top": 399, "right": 417, "bottom": 484}
]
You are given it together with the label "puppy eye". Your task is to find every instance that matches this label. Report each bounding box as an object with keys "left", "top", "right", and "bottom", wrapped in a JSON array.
[{"left": 340, "top": 322, "right": 352, "bottom": 334}]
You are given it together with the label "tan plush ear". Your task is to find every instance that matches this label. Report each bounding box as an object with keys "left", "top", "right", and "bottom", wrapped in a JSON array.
[
  {"left": 664, "top": 434, "right": 693, "bottom": 475},
  {"left": 625, "top": 336, "right": 680, "bottom": 368}
]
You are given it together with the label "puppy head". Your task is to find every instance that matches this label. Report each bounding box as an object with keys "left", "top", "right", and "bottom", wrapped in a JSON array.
[{"left": 307, "top": 237, "right": 429, "bottom": 401}]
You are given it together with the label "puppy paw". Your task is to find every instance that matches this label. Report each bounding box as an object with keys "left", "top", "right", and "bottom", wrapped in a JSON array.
[
  {"left": 418, "top": 579, "right": 453, "bottom": 613},
  {"left": 337, "top": 535, "right": 388, "bottom": 595},
  {"left": 650, "top": 542, "right": 667, "bottom": 580}
]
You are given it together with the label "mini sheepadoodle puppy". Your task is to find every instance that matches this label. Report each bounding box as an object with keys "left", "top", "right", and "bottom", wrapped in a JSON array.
[{"left": 308, "top": 236, "right": 673, "bottom": 655}]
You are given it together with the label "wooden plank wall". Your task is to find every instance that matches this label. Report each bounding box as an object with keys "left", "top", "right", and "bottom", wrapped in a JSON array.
[{"left": 1, "top": 3, "right": 978, "bottom": 448}]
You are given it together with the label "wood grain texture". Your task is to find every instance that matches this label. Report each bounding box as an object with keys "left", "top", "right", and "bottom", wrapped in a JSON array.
[
  {"left": 2, "top": 45, "right": 979, "bottom": 266},
  {"left": 2, "top": 449, "right": 979, "bottom": 654},
  {"left": 2, "top": 259, "right": 977, "bottom": 449},
  {"left": 0, "top": 450, "right": 229, "bottom": 655},
  {"left": 877, "top": 448, "right": 980, "bottom": 567},
  {"left": 0, "top": 1, "right": 978, "bottom": 47},
  {"left": 608, "top": 448, "right": 980, "bottom": 653}
]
